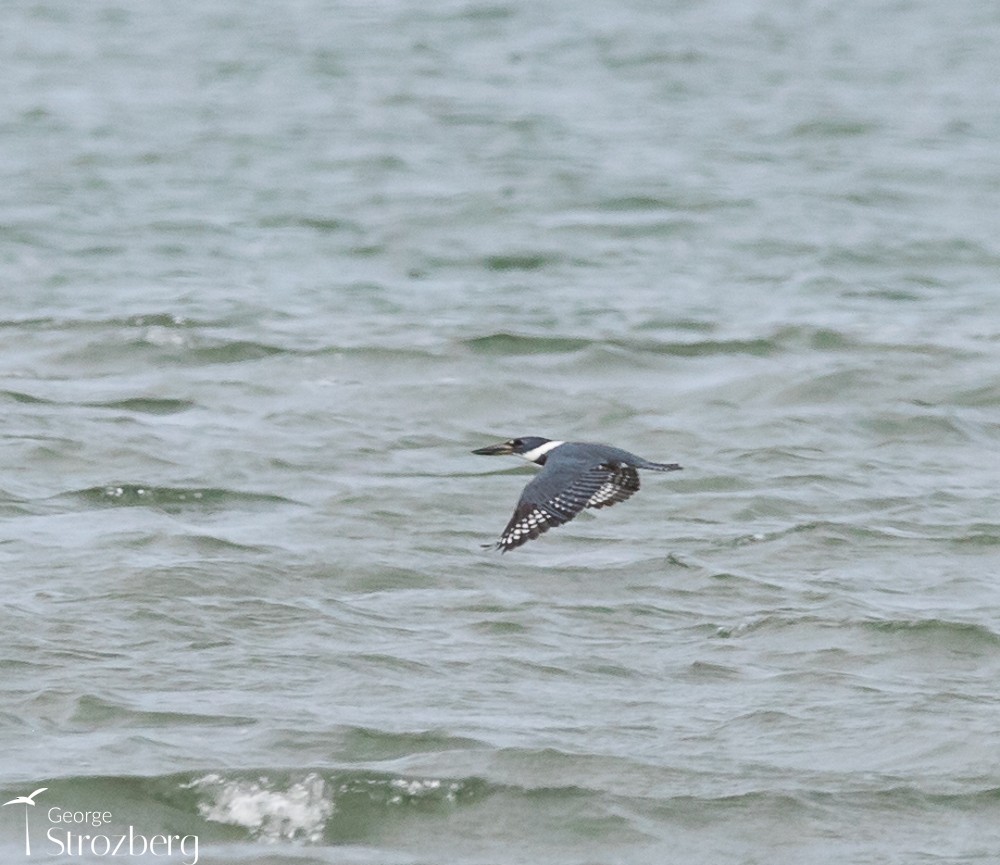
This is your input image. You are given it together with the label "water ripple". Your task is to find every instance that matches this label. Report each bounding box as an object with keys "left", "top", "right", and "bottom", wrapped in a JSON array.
[{"left": 59, "top": 485, "right": 297, "bottom": 511}]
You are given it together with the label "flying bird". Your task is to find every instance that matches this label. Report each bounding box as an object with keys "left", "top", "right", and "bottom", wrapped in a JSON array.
[
  {"left": 2, "top": 788, "right": 47, "bottom": 807},
  {"left": 472, "top": 437, "right": 681, "bottom": 551}
]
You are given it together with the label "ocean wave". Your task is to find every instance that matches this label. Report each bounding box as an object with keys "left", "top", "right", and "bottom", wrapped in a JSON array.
[
  {"left": 455, "top": 325, "right": 872, "bottom": 360},
  {"left": 0, "top": 389, "right": 54, "bottom": 405},
  {"left": 88, "top": 336, "right": 290, "bottom": 366},
  {"left": 334, "top": 727, "right": 487, "bottom": 762},
  {"left": 862, "top": 617, "right": 1000, "bottom": 648},
  {"left": 59, "top": 485, "right": 297, "bottom": 511},
  {"left": 8, "top": 765, "right": 997, "bottom": 853},
  {"left": 482, "top": 252, "right": 558, "bottom": 271},
  {"left": 1, "top": 768, "right": 491, "bottom": 846},
  {"left": 0, "top": 390, "right": 195, "bottom": 415},
  {"left": 461, "top": 332, "right": 593, "bottom": 355},
  {"left": 1, "top": 311, "right": 304, "bottom": 369},
  {"left": 192, "top": 770, "right": 493, "bottom": 844},
  {"left": 180, "top": 340, "right": 289, "bottom": 365},
  {"left": 949, "top": 523, "right": 1000, "bottom": 547},
  {"left": 460, "top": 330, "right": 779, "bottom": 358},
  {"left": 65, "top": 695, "right": 257, "bottom": 730},
  {"left": 87, "top": 397, "right": 196, "bottom": 415},
  {"left": 456, "top": 323, "right": 980, "bottom": 363},
  {"left": 728, "top": 520, "right": 937, "bottom": 547},
  {"left": 715, "top": 612, "right": 1000, "bottom": 650},
  {"left": 258, "top": 214, "right": 363, "bottom": 234},
  {"left": 0, "top": 312, "right": 216, "bottom": 333},
  {"left": 729, "top": 519, "right": 1000, "bottom": 552}
]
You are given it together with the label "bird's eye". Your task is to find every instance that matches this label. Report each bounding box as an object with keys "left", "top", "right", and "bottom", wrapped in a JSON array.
[{"left": 510, "top": 439, "right": 522, "bottom": 447}]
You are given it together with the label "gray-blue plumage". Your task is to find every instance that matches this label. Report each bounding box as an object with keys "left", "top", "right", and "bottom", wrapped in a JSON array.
[{"left": 472, "top": 437, "right": 682, "bottom": 551}]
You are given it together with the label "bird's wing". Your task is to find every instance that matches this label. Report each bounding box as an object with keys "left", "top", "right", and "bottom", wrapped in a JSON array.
[
  {"left": 585, "top": 464, "right": 640, "bottom": 509},
  {"left": 3, "top": 788, "right": 47, "bottom": 806},
  {"left": 491, "top": 460, "right": 625, "bottom": 552}
]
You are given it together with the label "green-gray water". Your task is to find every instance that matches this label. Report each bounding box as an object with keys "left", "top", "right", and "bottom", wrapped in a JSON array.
[{"left": 3, "top": 1, "right": 1000, "bottom": 863}]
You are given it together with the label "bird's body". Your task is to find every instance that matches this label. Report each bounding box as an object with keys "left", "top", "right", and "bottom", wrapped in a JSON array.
[{"left": 472, "top": 437, "right": 681, "bottom": 551}]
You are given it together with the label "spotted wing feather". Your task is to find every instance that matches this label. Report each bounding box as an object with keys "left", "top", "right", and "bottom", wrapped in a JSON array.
[
  {"left": 491, "top": 463, "right": 626, "bottom": 552},
  {"left": 585, "top": 465, "right": 640, "bottom": 509}
]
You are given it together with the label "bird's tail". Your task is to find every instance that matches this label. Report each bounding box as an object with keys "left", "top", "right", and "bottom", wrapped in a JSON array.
[{"left": 642, "top": 461, "right": 683, "bottom": 472}]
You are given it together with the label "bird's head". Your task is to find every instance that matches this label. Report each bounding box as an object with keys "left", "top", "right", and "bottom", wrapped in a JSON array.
[{"left": 472, "top": 436, "right": 556, "bottom": 463}]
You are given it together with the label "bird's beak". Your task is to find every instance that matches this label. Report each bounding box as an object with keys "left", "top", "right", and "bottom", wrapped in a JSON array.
[{"left": 472, "top": 440, "right": 514, "bottom": 456}]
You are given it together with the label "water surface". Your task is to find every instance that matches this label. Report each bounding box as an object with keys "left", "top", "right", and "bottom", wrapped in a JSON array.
[{"left": 3, "top": 1, "right": 1000, "bottom": 863}]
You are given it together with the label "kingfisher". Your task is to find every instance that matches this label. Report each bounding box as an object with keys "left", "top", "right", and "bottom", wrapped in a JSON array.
[{"left": 472, "top": 437, "right": 682, "bottom": 551}]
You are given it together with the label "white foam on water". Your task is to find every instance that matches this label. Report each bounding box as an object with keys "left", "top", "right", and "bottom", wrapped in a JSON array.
[
  {"left": 386, "top": 777, "right": 462, "bottom": 805},
  {"left": 190, "top": 772, "right": 334, "bottom": 843}
]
